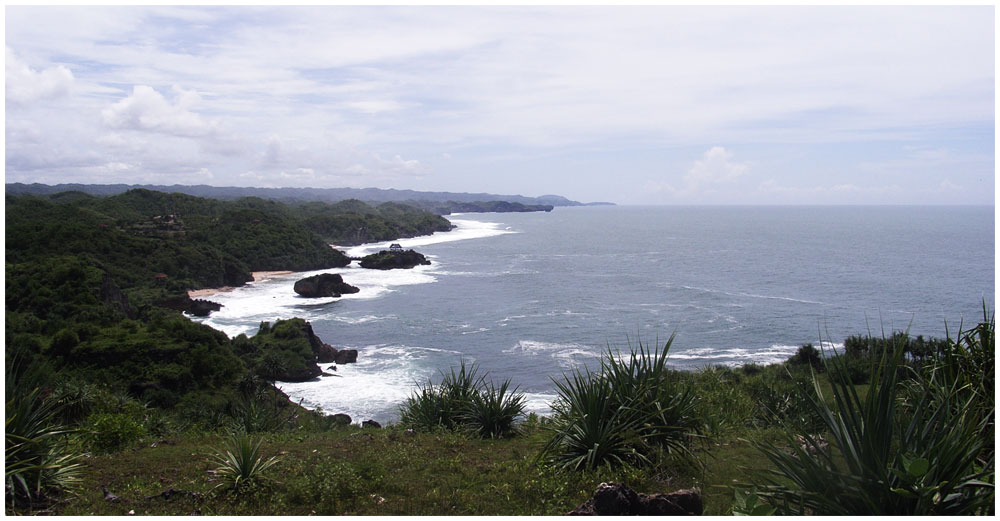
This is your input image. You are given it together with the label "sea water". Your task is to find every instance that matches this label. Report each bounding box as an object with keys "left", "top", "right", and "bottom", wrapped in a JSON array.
[{"left": 190, "top": 205, "right": 995, "bottom": 424}]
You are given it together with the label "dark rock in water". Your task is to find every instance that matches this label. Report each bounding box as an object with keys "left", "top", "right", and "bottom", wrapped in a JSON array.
[
  {"left": 334, "top": 349, "right": 358, "bottom": 364},
  {"left": 314, "top": 341, "right": 338, "bottom": 363},
  {"left": 568, "top": 482, "right": 702, "bottom": 516},
  {"left": 359, "top": 249, "right": 431, "bottom": 270},
  {"left": 293, "top": 273, "right": 360, "bottom": 298},
  {"left": 186, "top": 299, "right": 222, "bottom": 317},
  {"left": 158, "top": 294, "right": 222, "bottom": 317},
  {"left": 330, "top": 413, "right": 352, "bottom": 426},
  {"left": 362, "top": 419, "right": 382, "bottom": 429}
]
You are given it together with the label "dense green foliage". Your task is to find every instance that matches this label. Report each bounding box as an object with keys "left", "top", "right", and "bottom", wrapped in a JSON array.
[{"left": 295, "top": 199, "right": 453, "bottom": 245}]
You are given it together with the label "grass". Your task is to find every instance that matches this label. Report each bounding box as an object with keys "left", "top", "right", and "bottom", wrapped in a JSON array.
[{"left": 53, "top": 422, "right": 771, "bottom": 516}]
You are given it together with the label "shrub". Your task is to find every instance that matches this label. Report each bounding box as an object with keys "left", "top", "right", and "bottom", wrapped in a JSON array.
[
  {"left": 750, "top": 318, "right": 995, "bottom": 515},
  {"left": 284, "top": 458, "right": 367, "bottom": 514},
  {"left": 540, "top": 337, "right": 702, "bottom": 471},
  {"left": 86, "top": 413, "right": 147, "bottom": 453},
  {"left": 786, "top": 343, "right": 823, "bottom": 371}
]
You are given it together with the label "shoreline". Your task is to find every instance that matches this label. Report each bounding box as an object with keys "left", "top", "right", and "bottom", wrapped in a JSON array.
[{"left": 187, "top": 270, "right": 295, "bottom": 298}]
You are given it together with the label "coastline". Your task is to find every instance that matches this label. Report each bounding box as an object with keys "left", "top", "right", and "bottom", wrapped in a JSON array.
[{"left": 187, "top": 270, "right": 295, "bottom": 298}]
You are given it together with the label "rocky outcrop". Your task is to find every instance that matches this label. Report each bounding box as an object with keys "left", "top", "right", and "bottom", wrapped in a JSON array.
[
  {"left": 159, "top": 294, "right": 223, "bottom": 317},
  {"left": 362, "top": 420, "right": 382, "bottom": 429},
  {"left": 359, "top": 250, "right": 431, "bottom": 270},
  {"left": 330, "top": 413, "right": 352, "bottom": 426},
  {"left": 568, "top": 482, "right": 702, "bottom": 516},
  {"left": 100, "top": 272, "right": 135, "bottom": 318},
  {"left": 303, "top": 323, "right": 357, "bottom": 365},
  {"left": 252, "top": 318, "right": 359, "bottom": 383},
  {"left": 293, "top": 273, "right": 360, "bottom": 298},
  {"left": 186, "top": 299, "right": 222, "bottom": 317}
]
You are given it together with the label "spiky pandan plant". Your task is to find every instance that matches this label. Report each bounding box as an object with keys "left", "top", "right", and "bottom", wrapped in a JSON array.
[
  {"left": 209, "top": 432, "right": 280, "bottom": 494},
  {"left": 751, "top": 311, "right": 995, "bottom": 515},
  {"left": 5, "top": 358, "right": 82, "bottom": 510},
  {"left": 540, "top": 336, "right": 702, "bottom": 471},
  {"left": 399, "top": 361, "right": 526, "bottom": 438},
  {"left": 463, "top": 379, "right": 527, "bottom": 439}
]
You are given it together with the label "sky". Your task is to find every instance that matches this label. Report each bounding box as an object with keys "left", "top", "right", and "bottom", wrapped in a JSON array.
[{"left": 4, "top": 5, "right": 995, "bottom": 205}]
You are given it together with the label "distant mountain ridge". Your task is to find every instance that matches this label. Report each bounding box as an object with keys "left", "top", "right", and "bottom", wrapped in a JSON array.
[{"left": 5, "top": 183, "right": 615, "bottom": 207}]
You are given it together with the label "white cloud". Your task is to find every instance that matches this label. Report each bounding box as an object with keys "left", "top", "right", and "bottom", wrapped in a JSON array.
[
  {"left": 372, "top": 153, "right": 424, "bottom": 176},
  {"left": 101, "top": 85, "right": 218, "bottom": 137},
  {"left": 6, "top": 47, "right": 74, "bottom": 104},
  {"left": 683, "top": 147, "right": 748, "bottom": 192}
]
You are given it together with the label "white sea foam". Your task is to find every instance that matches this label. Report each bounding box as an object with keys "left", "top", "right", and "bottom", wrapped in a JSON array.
[
  {"left": 670, "top": 341, "right": 844, "bottom": 367},
  {"left": 522, "top": 392, "right": 557, "bottom": 416},
  {"left": 277, "top": 343, "right": 465, "bottom": 424},
  {"left": 504, "top": 340, "right": 599, "bottom": 367},
  {"left": 342, "top": 218, "right": 516, "bottom": 257}
]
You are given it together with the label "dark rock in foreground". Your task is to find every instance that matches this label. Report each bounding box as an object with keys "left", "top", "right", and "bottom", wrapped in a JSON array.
[
  {"left": 568, "top": 482, "right": 702, "bottom": 515},
  {"left": 359, "top": 249, "right": 431, "bottom": 270},
  {"left": 293, "top": 273, "right": 360, "bottom": 298},
  {"left": 362, "top": 419, "right": 382, "bottom": 429}
]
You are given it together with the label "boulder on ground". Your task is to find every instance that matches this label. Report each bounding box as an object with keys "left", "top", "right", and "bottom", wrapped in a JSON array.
[
  {"left": 293, "top": 273, "right": 360, "bottom": 298},
  {"left": 362, "top": 420, "right": 382, "bottom": 429},
  {"left": 330, "top": 413, "right": 352, "bottom": 426},
  {"left": 568, "top": 482, "right": 702, "bottom": 516}
]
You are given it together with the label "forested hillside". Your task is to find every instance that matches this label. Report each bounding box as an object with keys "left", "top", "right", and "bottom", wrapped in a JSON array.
[{"left": 5, "top": 189, "right": 451, "bottom": 412}]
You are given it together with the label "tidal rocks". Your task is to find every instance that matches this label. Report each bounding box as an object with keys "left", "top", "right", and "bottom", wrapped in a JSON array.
[
  {"left": 359, "top": 249, "right": 431, "bottom": 270},
  {"left": 362, "top": 420, "right": 382, "bottom": 429},
  {"left": 334, "top": 349, "right": 358, "bottom": 364},
  {"left": 186, "top": 299, "right": 223, "bottom": 317},
  {"left": 159, "top": 294, "right": 223, "bottom": 317},
  {"left": 293, "top": 273, "right": 360, "bottom": 298},
  {"left": 568, "top": 482, "right": 702, "bottom": 516}
]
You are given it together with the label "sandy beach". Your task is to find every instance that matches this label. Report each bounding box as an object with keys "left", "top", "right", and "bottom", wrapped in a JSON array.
[{"left": 187, "top": 271, "right": 294, "bottom": 298}]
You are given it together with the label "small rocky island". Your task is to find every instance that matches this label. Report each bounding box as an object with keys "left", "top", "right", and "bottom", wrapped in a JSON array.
[
  {"left": 293, "top": 273, "right": 360, "bottom": 298},
  {"left": 359, "top": 246, "right": 431, "bottom": 270}
]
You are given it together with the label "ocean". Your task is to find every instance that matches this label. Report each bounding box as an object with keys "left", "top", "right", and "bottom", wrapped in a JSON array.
[{"left": 191, "top": 205, "right": 995, "bottom": 424}]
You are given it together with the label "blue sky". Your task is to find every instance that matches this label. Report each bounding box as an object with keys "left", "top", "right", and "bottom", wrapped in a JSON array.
[{"left": 5, "top": 5, "right": 995, "bottom": 204}]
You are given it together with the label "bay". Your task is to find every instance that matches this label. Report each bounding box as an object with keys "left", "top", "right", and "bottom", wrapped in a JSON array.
[{"left": 192, "top": 205, "right": 995, "bottom": 424}]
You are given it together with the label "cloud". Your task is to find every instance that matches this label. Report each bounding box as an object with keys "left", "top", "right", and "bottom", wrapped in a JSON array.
[
  {"left": 101, "top": 85, "right": 218, "bottom": 137},
  {"left": 372, "top": 153, "right": 424, "bottom": 177},
  {"left": 6, "top": 47, "right": 74, "bottom": 104},
  {"left": 683, "top": 146, "right": 748, "bottom": 192}
]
